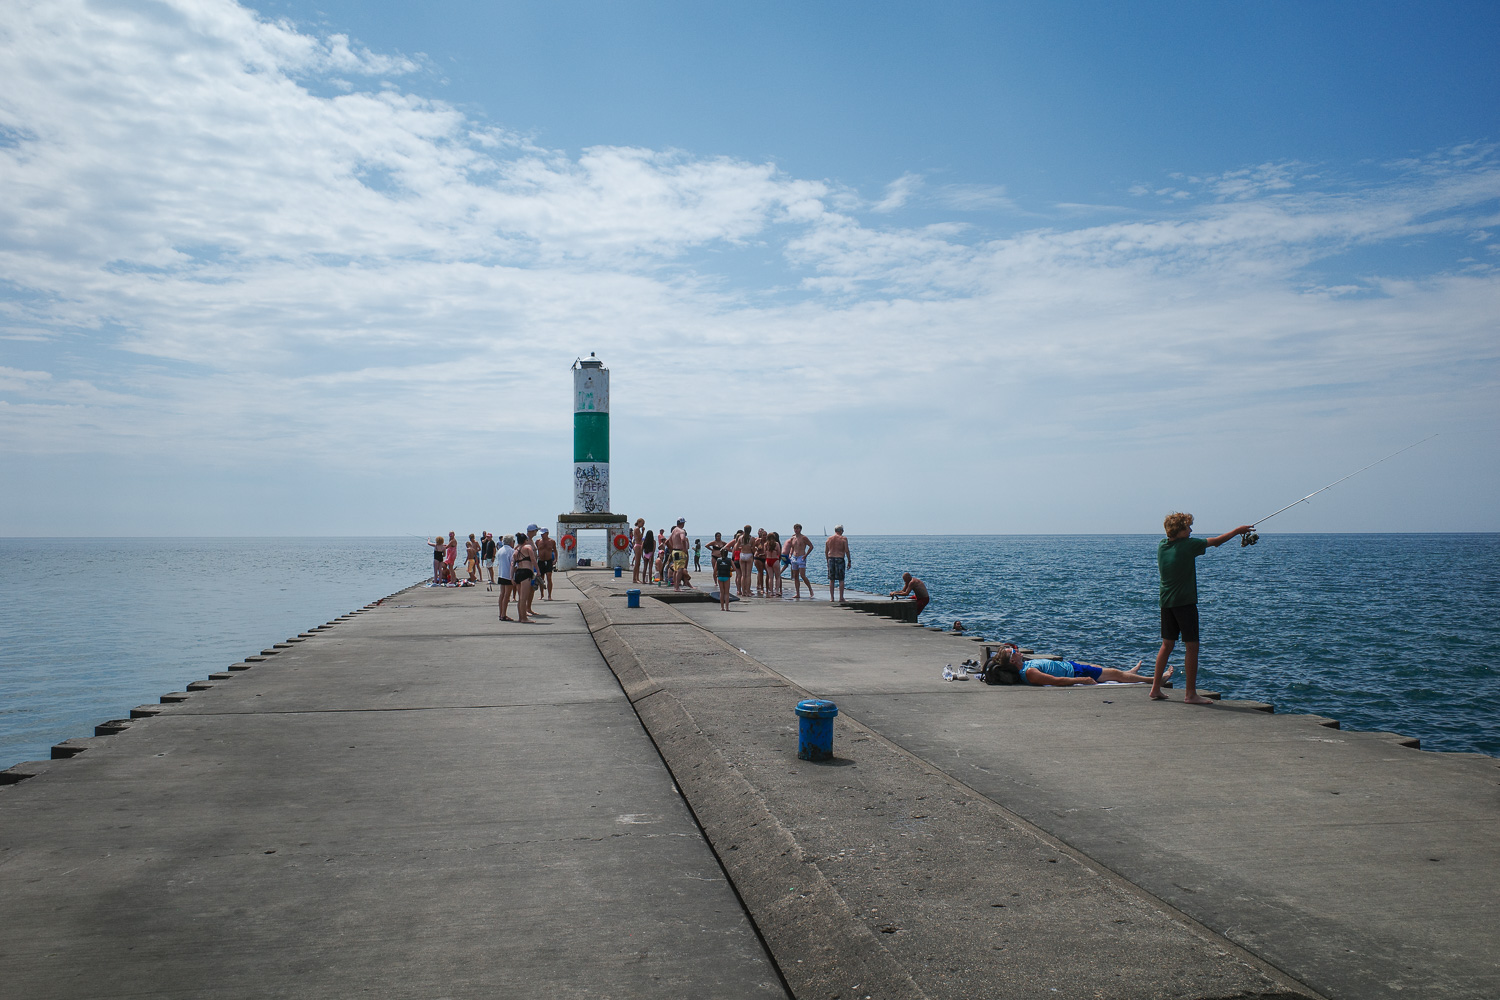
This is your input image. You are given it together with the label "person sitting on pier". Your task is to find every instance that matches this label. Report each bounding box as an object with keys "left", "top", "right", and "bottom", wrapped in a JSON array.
[
  {"left": 982, "top": 643, "right": 1163, "bottom": 686},
  {"left": 889, "top": 573, "right": 929, "bottom": 615}
]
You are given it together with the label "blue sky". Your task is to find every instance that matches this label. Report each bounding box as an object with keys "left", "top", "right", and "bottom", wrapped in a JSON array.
[{"left": 1, "top": 0, "right": 1497, "bottom": 536}]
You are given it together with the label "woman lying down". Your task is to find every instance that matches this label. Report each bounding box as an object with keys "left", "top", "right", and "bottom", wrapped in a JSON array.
[{"left": 984, "top": 643, "right": 1169, "bottom": 686}]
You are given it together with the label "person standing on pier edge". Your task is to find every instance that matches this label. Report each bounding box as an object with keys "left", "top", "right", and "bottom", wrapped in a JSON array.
[
  {"left": 631, "top": 519, "right": 646, "bottom": 583},
  {"left": 825, "top": 525, "right": 851, "bottom": 603},
  {"left": 786, "top": 524, "right": 816, "bottom": 599},
  {"left": 1151, "top": 512, "right": 1254, "bottom": 706},
  {"left": 693, "top": 538, "right": 702, "bottom": 571}
]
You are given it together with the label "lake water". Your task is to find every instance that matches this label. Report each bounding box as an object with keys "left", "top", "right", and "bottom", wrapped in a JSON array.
[
  {"left": 2, "top": 534, "right": 1496, "bottom": 767},
  {"left": 836, "top": 534, "right": 1500, "bottom": 757}
]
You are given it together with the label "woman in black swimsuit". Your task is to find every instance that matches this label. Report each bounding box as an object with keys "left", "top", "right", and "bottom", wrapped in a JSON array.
[{"left": 511, "top": 531, "right": 537, "bottom": 622}]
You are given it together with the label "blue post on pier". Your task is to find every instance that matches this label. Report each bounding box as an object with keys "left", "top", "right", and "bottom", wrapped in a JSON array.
[{"left": 795, "top": 699, "right": 838, "bottom": 760}]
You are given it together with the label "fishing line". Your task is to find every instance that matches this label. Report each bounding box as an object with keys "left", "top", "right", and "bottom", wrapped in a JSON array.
[{"left": 1240, "top": 434, "right": 1437, "bottom": 546}]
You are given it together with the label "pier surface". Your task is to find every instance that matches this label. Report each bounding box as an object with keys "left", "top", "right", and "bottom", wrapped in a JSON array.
[
  {"left": 3, "top": 570, "right": 1497, "bottom": 999},
  {"left": 0, "top": 578, "right": 782, "bottom": 999}
]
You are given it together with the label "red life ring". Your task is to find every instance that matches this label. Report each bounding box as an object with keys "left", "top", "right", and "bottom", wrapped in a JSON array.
[
  {"left": 613, "top": 534, "right": 629, "bottom": 551},
  {"left": 560, "top": 534, "right": 576, "bottom": 551}
]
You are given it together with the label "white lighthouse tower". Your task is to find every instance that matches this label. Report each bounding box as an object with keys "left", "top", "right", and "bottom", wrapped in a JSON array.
[{"left": 556, "top": 354, "right": 629, "bottom": 570}]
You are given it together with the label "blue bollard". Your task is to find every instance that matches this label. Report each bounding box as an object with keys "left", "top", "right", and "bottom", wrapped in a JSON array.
[
  {"left": 614, "top": 566, "right": 623, "bottom": 578},
  {"left": 626, "top": 589, "right": 641, "bottom": 608},
  {"left": 795, "top": 699, "right": 838, "bottom": 760}
]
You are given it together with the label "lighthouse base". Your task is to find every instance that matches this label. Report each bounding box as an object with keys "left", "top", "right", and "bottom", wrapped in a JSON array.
[{"left": 555, "top": 512, "right": 631, "bottom": 571}]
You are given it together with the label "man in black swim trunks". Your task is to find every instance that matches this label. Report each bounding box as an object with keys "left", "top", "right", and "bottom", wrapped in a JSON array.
[
  {"left": 537, "top": 529, "right": 557, "bottom": 600},
  {"left": 1152, "top": 511, "right": 1253, "bottom": 705}
]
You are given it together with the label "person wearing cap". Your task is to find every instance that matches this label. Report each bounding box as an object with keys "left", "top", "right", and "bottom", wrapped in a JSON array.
[
  {"left": 481, "top": 531, "right": 497, "bottom": 584},
  {"left": 668, "top": 518, "right": 690, "bottom": 591},
  {"left": 824, "top": 525, "right": 852, "bottom": 603},
  {"left": 537, "top": 529, "right": 557, "bottom": 600}
]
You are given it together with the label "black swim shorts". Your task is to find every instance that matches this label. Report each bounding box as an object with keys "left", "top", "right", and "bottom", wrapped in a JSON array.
[
  {"left": 538, "top": 559, "right": 554, "bottom": 574},
  {"left": 827, "top": 556, "right": 845, "bottom": 582},
  {"left": 1160, "top": 604, "right": 1200, "bottom": 644},
  {"left": 513, "top": 568, "right": 534, "bottom": 584}
]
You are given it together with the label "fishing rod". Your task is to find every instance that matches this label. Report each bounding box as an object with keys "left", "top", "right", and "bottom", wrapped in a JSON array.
[{"left": 1240, "top": 434, "right": 1437, "bottom": 546}]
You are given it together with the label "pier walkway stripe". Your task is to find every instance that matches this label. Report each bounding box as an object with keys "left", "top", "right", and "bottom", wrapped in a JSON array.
[
  {"left": 582, "top": 569, "right": 1500, "bottom": 1000},
  {"left": 0, "top": 576, "right": 786, "bottom": 1000}
]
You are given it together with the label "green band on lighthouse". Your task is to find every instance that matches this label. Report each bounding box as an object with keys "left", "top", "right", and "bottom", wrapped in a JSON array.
[{"left": 573, "top": 412, "right": 609, "bottom": 463}]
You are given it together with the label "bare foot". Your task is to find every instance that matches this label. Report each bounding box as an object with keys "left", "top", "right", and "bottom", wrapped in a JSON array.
[
  {"left": 1159, "top": 664, "right": 1175, "bottom": 680},
  {"left": 1149, "top": 689, "right": 1169, "bottom": 701},
  {"left": 1184, "top": 693, "right": 1215, "bottom": 706}
]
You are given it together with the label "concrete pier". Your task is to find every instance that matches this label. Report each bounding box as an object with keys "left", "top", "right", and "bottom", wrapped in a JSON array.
[
  {"left": 576, "top": 569, "right": 1500, "bottom": 1000},
  {"left": 4, "top": 569, "right": 1497, "bottom": 998},
  {"left": 0, "top": 578, "right": 784, "bottom": 999}
]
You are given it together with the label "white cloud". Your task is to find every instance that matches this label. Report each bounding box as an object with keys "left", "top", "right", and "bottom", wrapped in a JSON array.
[
  {"left": 935, "top": 183, "right": 1016, "bottom": 212},
  {"left": 0, "top": 0, "right": 1496, "bottom": 533},
  {"left": 871, "top": 172, "right": 923, "bottom": 212}
]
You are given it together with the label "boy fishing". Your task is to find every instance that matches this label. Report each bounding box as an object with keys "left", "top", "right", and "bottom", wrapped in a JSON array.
[{"left": 1152, "top": 512, "right": 1253, "bottom": 705}]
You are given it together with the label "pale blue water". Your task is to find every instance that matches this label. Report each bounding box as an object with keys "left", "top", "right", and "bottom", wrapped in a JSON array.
[
  {"left": 841, "top": 534, "right": 1500, "bottom": 757},
  {"left": 2, "top": 535, "right": 1497, "bottom": 768},
  {"left": 0, "top": 538, "right": 422, "bottom": 769}
]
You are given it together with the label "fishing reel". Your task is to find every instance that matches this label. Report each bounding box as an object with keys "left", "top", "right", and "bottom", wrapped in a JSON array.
[{"left": 1241, "top": 530, "right": 1260, "bottom": 547}]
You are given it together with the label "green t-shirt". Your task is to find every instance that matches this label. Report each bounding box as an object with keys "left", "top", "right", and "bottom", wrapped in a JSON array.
[{"left": 1158, "top": 536, "right": 1209, "bottom": 608}]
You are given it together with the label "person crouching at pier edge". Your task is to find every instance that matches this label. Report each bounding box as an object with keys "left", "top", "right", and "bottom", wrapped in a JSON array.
[{"left": 889, "top": 572, "right": 929, "bottom": 616}]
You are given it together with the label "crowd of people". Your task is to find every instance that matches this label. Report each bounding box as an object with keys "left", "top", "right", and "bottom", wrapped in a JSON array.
[
  {"left": 426, "top": 519, "right": 936, "bottom": 624},
  {"left": 424, "top": 508, "right": 1245, "bottom": 706},
  {"left": 427, "top": 524, "right": 559, "bottom": 624},
  {"left": 625, "top": 520, "right": 896, "bottom": 612}
]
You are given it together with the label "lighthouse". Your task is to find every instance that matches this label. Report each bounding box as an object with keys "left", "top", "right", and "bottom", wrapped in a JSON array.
[
  {"left": 556, "top": 353, "right": 629, "bottom": 571},
  {"left": 572, "top": 354, "right": 609, "bottom": 513}
]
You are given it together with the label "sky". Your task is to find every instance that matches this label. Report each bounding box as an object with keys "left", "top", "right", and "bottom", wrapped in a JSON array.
[{"left": 1, "top": 0, "right": 1497, "bottom": 537}]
